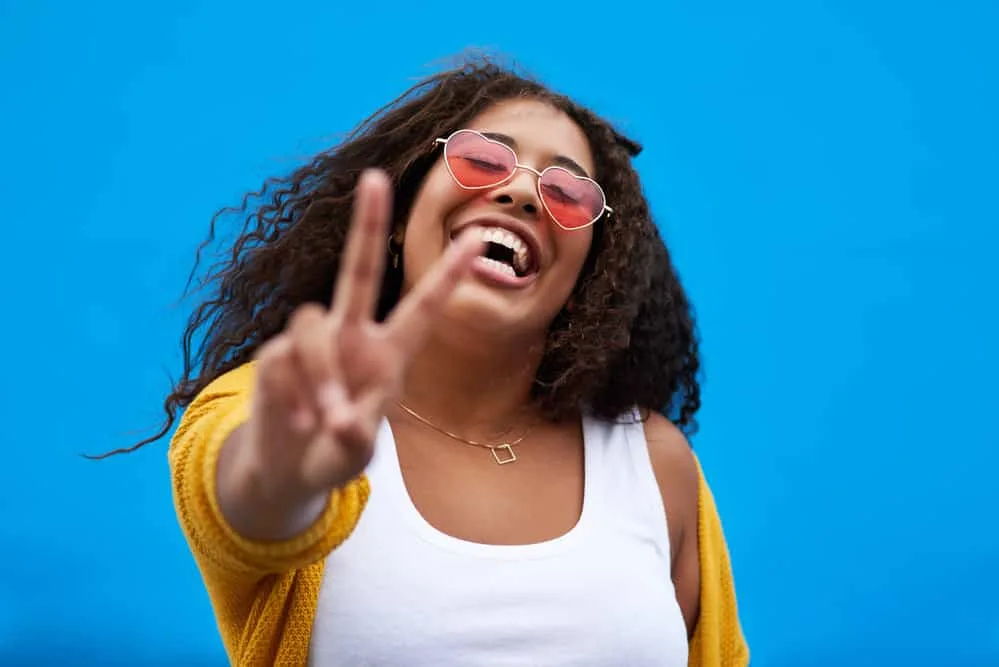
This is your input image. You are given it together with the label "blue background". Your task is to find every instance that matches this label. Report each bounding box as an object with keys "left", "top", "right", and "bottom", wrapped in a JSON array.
[{"left": 1, "top": 0, "right": 996, "bottom": 665}]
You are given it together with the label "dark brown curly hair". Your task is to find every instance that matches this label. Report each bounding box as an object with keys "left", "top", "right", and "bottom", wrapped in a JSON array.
[{"left": 104, "top": 55, "right": 702, "bottom": 457}]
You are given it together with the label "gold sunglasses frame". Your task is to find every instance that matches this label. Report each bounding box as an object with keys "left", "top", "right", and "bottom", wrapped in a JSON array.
[{"left": 433, "top": 129, "right": 613, "bottom": 231}]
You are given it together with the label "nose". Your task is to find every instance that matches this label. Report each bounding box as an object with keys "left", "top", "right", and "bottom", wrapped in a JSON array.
[{"left": 488, "top": 167, "right": 541, "bottom": 218}]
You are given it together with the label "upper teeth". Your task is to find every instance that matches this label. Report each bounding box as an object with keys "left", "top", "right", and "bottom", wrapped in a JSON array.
[{"left": 478, "top": 226, "right": 530, "bottom": 273}]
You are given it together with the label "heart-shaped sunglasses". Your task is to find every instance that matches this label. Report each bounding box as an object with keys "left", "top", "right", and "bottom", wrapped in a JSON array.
[{"left": 433, "top": 129, "right": 613, "bottom": 231}]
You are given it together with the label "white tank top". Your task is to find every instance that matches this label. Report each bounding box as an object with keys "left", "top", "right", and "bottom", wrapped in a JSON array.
[{"left": 308, "top": 412, "right": 688, "bottom": 666}]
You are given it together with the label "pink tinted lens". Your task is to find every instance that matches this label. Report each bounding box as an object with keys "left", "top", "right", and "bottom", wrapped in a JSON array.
[
  {"left": 444, "top": 131, "right": 517, "bottom": 188},
  {"left": 539, "top": 168, "right": 605, "bottom": 229}
]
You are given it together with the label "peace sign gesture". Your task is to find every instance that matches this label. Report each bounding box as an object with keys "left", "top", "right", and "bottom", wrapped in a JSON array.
[{"left": 229, "top": 170, "right": 481, "bottom": 520}]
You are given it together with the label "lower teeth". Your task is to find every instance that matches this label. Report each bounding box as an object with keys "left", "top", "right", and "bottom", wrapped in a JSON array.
[{"left": 478, "top": 256, "right": 516, "bottom": 277}]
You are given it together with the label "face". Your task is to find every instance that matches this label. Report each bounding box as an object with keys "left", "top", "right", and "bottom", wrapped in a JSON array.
[{"left": 401, "top": 99, "right": 600, "bottom": 341}]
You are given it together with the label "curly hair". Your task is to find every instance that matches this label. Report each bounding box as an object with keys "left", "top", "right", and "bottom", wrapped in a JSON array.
[{"left": 103, "top": 54, "right": 701, "bottom": 457}]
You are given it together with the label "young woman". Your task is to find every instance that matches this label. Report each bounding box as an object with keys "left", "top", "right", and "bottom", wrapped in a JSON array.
[{"left": 151, "top": 59, "right": 748, "bottom": 665}]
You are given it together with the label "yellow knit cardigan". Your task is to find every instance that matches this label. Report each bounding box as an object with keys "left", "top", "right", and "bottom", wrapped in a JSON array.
[{"left": 169, "top": 363, "right": 749, "bottom": 666}]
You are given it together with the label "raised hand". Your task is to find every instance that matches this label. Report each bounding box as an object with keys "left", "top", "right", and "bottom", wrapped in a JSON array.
[{"left": 228, "top": 169, "right": 481, "bottom": 517}]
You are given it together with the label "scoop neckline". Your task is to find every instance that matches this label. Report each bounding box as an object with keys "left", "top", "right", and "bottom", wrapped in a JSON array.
[{"left": 376, "top": 416, "right": 599, "bottom": 560}]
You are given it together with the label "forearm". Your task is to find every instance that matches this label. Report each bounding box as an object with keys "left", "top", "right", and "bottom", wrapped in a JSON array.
[
  {"left": 169, "top": 363, "right": 370, "bottom": 578},
  {"left": 216, "top": 423, "right": 331, "bottom": 542}
]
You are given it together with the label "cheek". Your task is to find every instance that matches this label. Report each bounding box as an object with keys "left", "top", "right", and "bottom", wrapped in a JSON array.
[
  {"left": 401, "top": 168, "right": 468, "bottom": 271},
  {"left": 412, "top": 161, "right": 460, "bottom": 208},
  {"left": 407, "top": 175, "right": 442, "bottom": 223},
  {"left": 552, "top": 229, "right": 594, "bottom": 277},
  {"left": 405, "top": 168, "right": 469, "bottom": 238}
]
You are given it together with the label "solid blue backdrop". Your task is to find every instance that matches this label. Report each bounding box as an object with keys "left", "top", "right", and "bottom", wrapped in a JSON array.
[{"left": 1, "top": 1, "right": 996, "bottom": 665}]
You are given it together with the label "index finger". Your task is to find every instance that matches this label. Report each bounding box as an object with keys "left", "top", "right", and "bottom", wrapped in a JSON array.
[
  {"left": 332, "top": 169, "right": 393, "bottom": 322},
  {"left": 383, "top": 231, "right": 483, "bottom": 358}
]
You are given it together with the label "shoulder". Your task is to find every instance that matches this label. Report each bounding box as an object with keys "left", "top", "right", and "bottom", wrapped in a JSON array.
[
  {"left": 171, "top": 362, "right": 258, "bottom": 453},
  {"left": 183, "top": 362, "right": 258, "bottom": 415},
  {"left": 641, "top": 409, "right": 698, "bottom": 498},
  {"left": 200, "top": 361, "right": 258, "bottom": 399},
  {"left": 639, "top": 410, "right": 699, "bottom": 556},
  {"left": 639, "top": 410, "right": 703, "bottom": 635}
]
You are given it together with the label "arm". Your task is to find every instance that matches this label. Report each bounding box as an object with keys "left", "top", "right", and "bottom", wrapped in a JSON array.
[
  {"left": 642, "top": 412, "right": 749, "bottom": 666},
  {"left": 216, "top": 422, "right": 332, "bottom": 541},
  {"left": 643, "top": 412, "right": 701, "bottom": 636},
  {"left": 166, "top": 171, "right": 477, "bottom": 663},
  {"left": 168, "top": 362, "right": 369, "bottom": 652}
]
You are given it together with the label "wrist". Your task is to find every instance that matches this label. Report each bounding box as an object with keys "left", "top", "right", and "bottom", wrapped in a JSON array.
[{"left": 219, "top": 428, "right": 331, "bottom": 541}]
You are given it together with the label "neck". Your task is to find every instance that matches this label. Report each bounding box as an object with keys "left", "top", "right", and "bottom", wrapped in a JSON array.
[{"left": 398, "top": 327, "right": 546, "bottom": 440}]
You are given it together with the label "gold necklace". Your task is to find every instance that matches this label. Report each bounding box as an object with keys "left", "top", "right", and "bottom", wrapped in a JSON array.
[{"left": 395, "top": 401, "right": 533, "bottom": 465}]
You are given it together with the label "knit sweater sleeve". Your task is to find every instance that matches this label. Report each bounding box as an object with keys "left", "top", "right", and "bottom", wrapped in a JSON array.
[
  {"left": 167, "top": 362, "right": 369, "bottom": 645},
  {"left": 687, "top": 457, "right": 750, "bottom": 667}
]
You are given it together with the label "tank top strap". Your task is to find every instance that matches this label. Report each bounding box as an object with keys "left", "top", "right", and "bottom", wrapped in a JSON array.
[{"left": 580, "top": 408, "right": 673, "bottom": 562}]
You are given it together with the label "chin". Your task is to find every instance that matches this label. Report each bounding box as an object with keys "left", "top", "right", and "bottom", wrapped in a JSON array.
[{"left": 441, "top": 281, "right": 542, "bottom": 336}]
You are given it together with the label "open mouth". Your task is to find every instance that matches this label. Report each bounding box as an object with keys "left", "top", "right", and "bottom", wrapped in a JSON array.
[
  {"left": 455, "top": 225, "right": 539, "bottom": 279},
  {"left": 479, "top": 227, "right": 536, "bottom": 278}
]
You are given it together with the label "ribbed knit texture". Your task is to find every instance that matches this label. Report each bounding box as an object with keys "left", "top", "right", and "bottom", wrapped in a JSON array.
[
  {"left": 169, "top": 362, "right": 748, "bottom": 666},
  {"left": 688, "top": 458, "right": 750, "bottom": 666}
]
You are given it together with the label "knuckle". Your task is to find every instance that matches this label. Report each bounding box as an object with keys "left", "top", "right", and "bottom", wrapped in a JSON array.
[
  {"left": 255, "top": 335, "right": 291, "bottom": 366},
  {"left": 290, "top": 312, "right": 333, "bottom": 354},
  {"left": 255, "top": 351, "right": 294, "bottom": 395},
  {"left": 288, "top": 303, "right": 326, "bottom": 329}
]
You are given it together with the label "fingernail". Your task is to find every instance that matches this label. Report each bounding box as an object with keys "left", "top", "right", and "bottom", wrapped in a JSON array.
[{"left": 361, "top": 168, "right": 387, "bottom": 188}]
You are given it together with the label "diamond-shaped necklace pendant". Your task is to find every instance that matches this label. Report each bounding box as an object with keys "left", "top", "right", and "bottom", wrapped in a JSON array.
[{"left": 491, "top": 443, "right": 518, "bottom": 465}]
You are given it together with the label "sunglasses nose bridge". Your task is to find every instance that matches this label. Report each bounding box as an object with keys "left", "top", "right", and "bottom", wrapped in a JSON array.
[
  {"left": 509, "top": 163, "right": 546, "bottom": 198},
  {"left": 512, "top": 163, "right": 543, "bottom": 179},
  {"left": 504, "top": 163, "right": 544, "bottom": 192}
]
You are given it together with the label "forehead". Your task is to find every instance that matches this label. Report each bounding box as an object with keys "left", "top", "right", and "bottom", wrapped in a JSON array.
[{"left": 465, "top": 99, "right": 595, "bottom": 175}]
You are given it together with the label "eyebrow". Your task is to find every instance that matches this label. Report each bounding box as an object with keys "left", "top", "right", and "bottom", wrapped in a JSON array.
[{"left": 481, "top": 132, "right": 591, "bottom": 178}]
